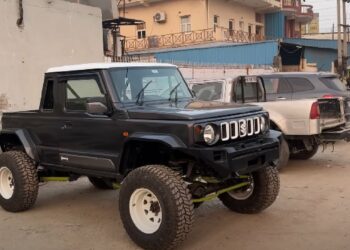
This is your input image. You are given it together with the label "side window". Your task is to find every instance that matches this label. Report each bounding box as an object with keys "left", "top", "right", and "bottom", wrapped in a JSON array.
[
  {"left": 65, "top": 78, "right": 106, "bottom": 112},
  {"left": 43, "top": 80, "right": 54, "bottom": 111},
  {"left": 288, "top": 77, "right": 315, "bottom": 92},
  {"left": 234, "top": 81, "right": 263, "bottom": 103},
  {"left": 263, "top": 78, "right": 292, "bottom": 94}
]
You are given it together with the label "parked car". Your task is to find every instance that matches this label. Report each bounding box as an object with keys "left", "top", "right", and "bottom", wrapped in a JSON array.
[
  {"left": 258, "top": 72, "right": 349, "bottom": 101},
  {"left": 0, "top": 63, "right": 281, "bottom": 250},
  {"left": 188, "top": 76, "right": 350, "bottom": 169}
]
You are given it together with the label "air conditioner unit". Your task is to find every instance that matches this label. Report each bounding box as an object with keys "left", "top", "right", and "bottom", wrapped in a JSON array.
[{"left": 153, "top": 12, "right": 166, "bottom": 23}]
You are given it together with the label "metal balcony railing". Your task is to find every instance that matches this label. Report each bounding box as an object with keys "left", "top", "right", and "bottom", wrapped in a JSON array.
[
  {"left": 124, "top": 28, "right": 264, "bottom": 52},
  {"left": 282, "top": 0, "right": 313, "bottom": 17},
  {"left": 125, "top": 29, "right": 215, "bottom": 51},
  {"left": 222, "top": 29, "right": 265, "bottom": 43}
]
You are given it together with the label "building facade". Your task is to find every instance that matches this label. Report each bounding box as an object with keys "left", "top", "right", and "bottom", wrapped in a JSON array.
[
  {"left": 301, "top": 13, "right": 320, "bottom": 35},
  {"left": 118, "top": 0, "right": 313, "bottom": 52}
]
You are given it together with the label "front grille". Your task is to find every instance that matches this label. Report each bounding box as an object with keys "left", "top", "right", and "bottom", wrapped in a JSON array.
[{"left": 220, "top": 117, "right": 261, "bottom": 141}]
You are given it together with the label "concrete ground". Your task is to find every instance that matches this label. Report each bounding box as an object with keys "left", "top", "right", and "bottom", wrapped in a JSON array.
[{"left": 0, "top": 142, "right": 349, "bottom": 250}]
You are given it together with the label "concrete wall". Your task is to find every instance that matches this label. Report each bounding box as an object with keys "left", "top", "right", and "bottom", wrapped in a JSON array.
[
  {"left": 0, "top": 0, "right": 104, "bottom": 112},
  {"left": 65, "top": 0, "right": 118, "bottom": 19}
]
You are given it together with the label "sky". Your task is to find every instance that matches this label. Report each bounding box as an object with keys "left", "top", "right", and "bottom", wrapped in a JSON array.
[{"left": 305, "top": 0, "right": 350, "bottom": 32}]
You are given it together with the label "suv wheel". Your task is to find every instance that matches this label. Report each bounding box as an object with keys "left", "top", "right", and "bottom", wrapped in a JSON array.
[
  {"left": 276, "top": 136, "right": 290, "bottom": 170},
  {"left": 0, "top": 151, "right": 39, "bottom": 212},
  {"left": 291, "top": 144, "right": 319, "bottom": 160},
  {"left": 119, "top": 165, "right": 194, "bottom": 250},
  {"left": 218, "top": 166, "right": 279, "bottom": 214},
  {"left": 88, "top": 177, "right": 114, "bottom": 190}
]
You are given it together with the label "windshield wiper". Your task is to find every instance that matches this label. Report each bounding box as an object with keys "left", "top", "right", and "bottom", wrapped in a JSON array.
[
  {"left": 135, "top": 80, "right": 153, "bottom": 105},
  {"left": 168, "top": 82, "right": 182, "bottom": 104}
]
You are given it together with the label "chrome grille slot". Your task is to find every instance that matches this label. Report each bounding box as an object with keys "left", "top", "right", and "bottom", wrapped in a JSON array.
[
  {"left": 254, "top": 117, "right": 261, "bottom": 134},
  {"left": 220, "top": 122, "right": 230, "bottom": 141},
  {"left": 230, "top": 121, "right": 238, "bottom": 139}
]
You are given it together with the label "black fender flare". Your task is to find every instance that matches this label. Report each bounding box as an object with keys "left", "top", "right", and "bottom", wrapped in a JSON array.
[
  {"left": 126, "top": 133, "right": 187, "bottom": 148},
  {"left": 118, "top": 133, "right": 187, "bottom": 173},
  {"left": 0, "top": 129, "right": 39, "bottom": 162}
]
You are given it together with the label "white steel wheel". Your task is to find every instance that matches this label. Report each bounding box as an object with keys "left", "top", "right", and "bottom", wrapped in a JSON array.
[
  {"left": 129, "top": 188, "right": 162, "bottom": 234},
  {"left": 0, "top": 167, "right": 15, "bottom": 200},
  {"left": 227, "top": 179, "right": 254, "bottom": 200}
]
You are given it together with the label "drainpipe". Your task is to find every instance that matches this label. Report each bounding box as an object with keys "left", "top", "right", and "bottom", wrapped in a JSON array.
[
  {"left": 17, "top": 0, "right": 24, "bottom": 27},
  {"left": 206, "top": 0, "right": 209, "bottom": 29}
]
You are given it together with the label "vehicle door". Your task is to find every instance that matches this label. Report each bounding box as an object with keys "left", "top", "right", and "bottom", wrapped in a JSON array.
[
  {"left": 261, "top": 77, "right": 293, "bottom": 101},
  {"left": 57, "top": 72, "right": 122, "bottom": 173},
  {"left": 29, "top": 78, "right": 62, "bottom": 166}
]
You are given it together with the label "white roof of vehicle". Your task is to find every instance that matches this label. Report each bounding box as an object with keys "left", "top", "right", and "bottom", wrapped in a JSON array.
[{"left": 46, "top": 62, "right": 177, "bottom": 73}]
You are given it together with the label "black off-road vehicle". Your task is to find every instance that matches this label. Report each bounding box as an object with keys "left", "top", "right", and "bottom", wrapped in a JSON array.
[{"left": 0, "top": 63, "right": 281, "bottom": 249}]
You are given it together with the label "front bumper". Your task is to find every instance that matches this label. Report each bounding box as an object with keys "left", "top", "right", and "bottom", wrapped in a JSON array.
[
  {"left": 320, "top": 124, "right": 350, "bottom": 142},
  {"left": 187, "top": 130, "right": 281, "bottom": 179}
]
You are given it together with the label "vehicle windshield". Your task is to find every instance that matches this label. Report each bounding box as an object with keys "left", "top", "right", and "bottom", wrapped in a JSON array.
[
  {"left": 109, "top": 67, "right": 192, "bottom": 103},
  {"left": 319, "top": 77, "right": 346, "bottom": 92}
]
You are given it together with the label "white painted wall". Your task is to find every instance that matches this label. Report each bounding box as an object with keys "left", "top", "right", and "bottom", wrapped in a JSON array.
[{"left": 0, "top": 0, "right": 104, "bottom": 112}]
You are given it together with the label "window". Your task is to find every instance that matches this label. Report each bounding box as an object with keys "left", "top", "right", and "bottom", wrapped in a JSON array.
[
  {"left": 136, "top": 23, "right": 146, "bottom": 39},
  {"left": 287, "top": 77, "right": 315, "bottom": 92},
  {"left": 181, "top": 16, "right": 191, "bottom": 32},
  {"left": 239, "top": 21, "right": 244, "bottom": 31},
  {"left": 192, "top": 82, "right": 223, "bottom": 101},
  {"left": 214, "top": 15, "right": 220, "bottom": 27},
  {"left": 229, "top": 19, "right": 235, "bottom": 31},
  {"left": 234, "top": 81, "right": 263, "bottom": 103},
  {"left": 65, "top": 78, "right": 105, "bottom": 111},
  {"left": 43, "top": 80, "right": 54, "bottom": 110},
  {"left": 248, "top": 24, "right": 253, "bottom": 35},
  {"left": 263, "top": 77, "right": 292, "bottom": 94},
  {"left": 320, "top": 77, "right": 346, "bottom": 91}
]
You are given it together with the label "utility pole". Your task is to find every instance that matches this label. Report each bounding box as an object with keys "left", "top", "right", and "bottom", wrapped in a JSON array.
[
  {"left": 337, "top": 0, "right": 350, "bottom": 78},
  {"left": 337, "top": 0, "right": 343, "bottom": 76},
  {"left": 342, "top": 0, "right": 348, "bottom": 78}
]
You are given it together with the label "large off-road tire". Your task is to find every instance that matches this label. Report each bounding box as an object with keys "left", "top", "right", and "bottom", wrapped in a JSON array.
[
  {"left": 218, "top": 166, "right": 279, "bottom": 214},
  {"left": 0, "top": 151, "right": 39, "bottom": 212},
  {"left": 88, "top": 177, "right": 114, "bottom": 190},
  {"left": 276, "top": 136, "right": 290, "bottom": 170},
  {"left": 290, "top": 144, "right": 319, "bottom": 160},
  {"left": 119, "top": 165, "right": 194, "bottom": 250}
]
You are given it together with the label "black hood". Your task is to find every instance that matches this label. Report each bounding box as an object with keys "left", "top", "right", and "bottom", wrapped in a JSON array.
[{"left": 126, "top": 100, "right": 262, "bottom": 121}]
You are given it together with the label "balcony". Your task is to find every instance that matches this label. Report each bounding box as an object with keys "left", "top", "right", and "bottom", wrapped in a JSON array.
[
  {"left": 282, "top": 0, "right": 313, "bottom": 24},
  {"left": 227, "top": 0, "right": 281, "bottom": 12},
  {"left": 122, "top": 0, "right": 164, "bottom": 7},
  {"left": 123, "top": 27, "right": 264, "bottom": 52}
]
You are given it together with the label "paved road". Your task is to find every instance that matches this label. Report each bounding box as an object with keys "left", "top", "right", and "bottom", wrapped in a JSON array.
[{"left": 0, "top": 142, "right": 349, "bottom": 250}]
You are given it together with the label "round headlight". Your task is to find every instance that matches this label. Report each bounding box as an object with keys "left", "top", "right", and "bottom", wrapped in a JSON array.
[
  {"left": 260, "top": 116, "right": 269, "bottom": 133},
  {"left": 203, "top": 125, "right": 219, "bottom": 145}
]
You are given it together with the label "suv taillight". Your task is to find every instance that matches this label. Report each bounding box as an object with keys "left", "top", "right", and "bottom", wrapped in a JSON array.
[
  {"left": 322, "top": 94, "right": 336, "bottom": 98},
  {"left": 310, "top": 102, "right": 320, "bottom": 119}
]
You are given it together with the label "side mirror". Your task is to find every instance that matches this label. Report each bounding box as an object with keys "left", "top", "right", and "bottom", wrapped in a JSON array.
[
  {"left": 86, "top": 102, "right": 108, "bottom": 115},
  {"left": 191, "top": 90, "right": 197, "bottom": 97}
]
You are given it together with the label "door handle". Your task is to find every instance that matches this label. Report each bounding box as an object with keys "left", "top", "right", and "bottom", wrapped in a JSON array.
[
  {"left": 277, "top": 97, "right": 287, "bottom": 100},
  {"left": 61, "top": 122, "right": 73, "bottom": 130}
]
